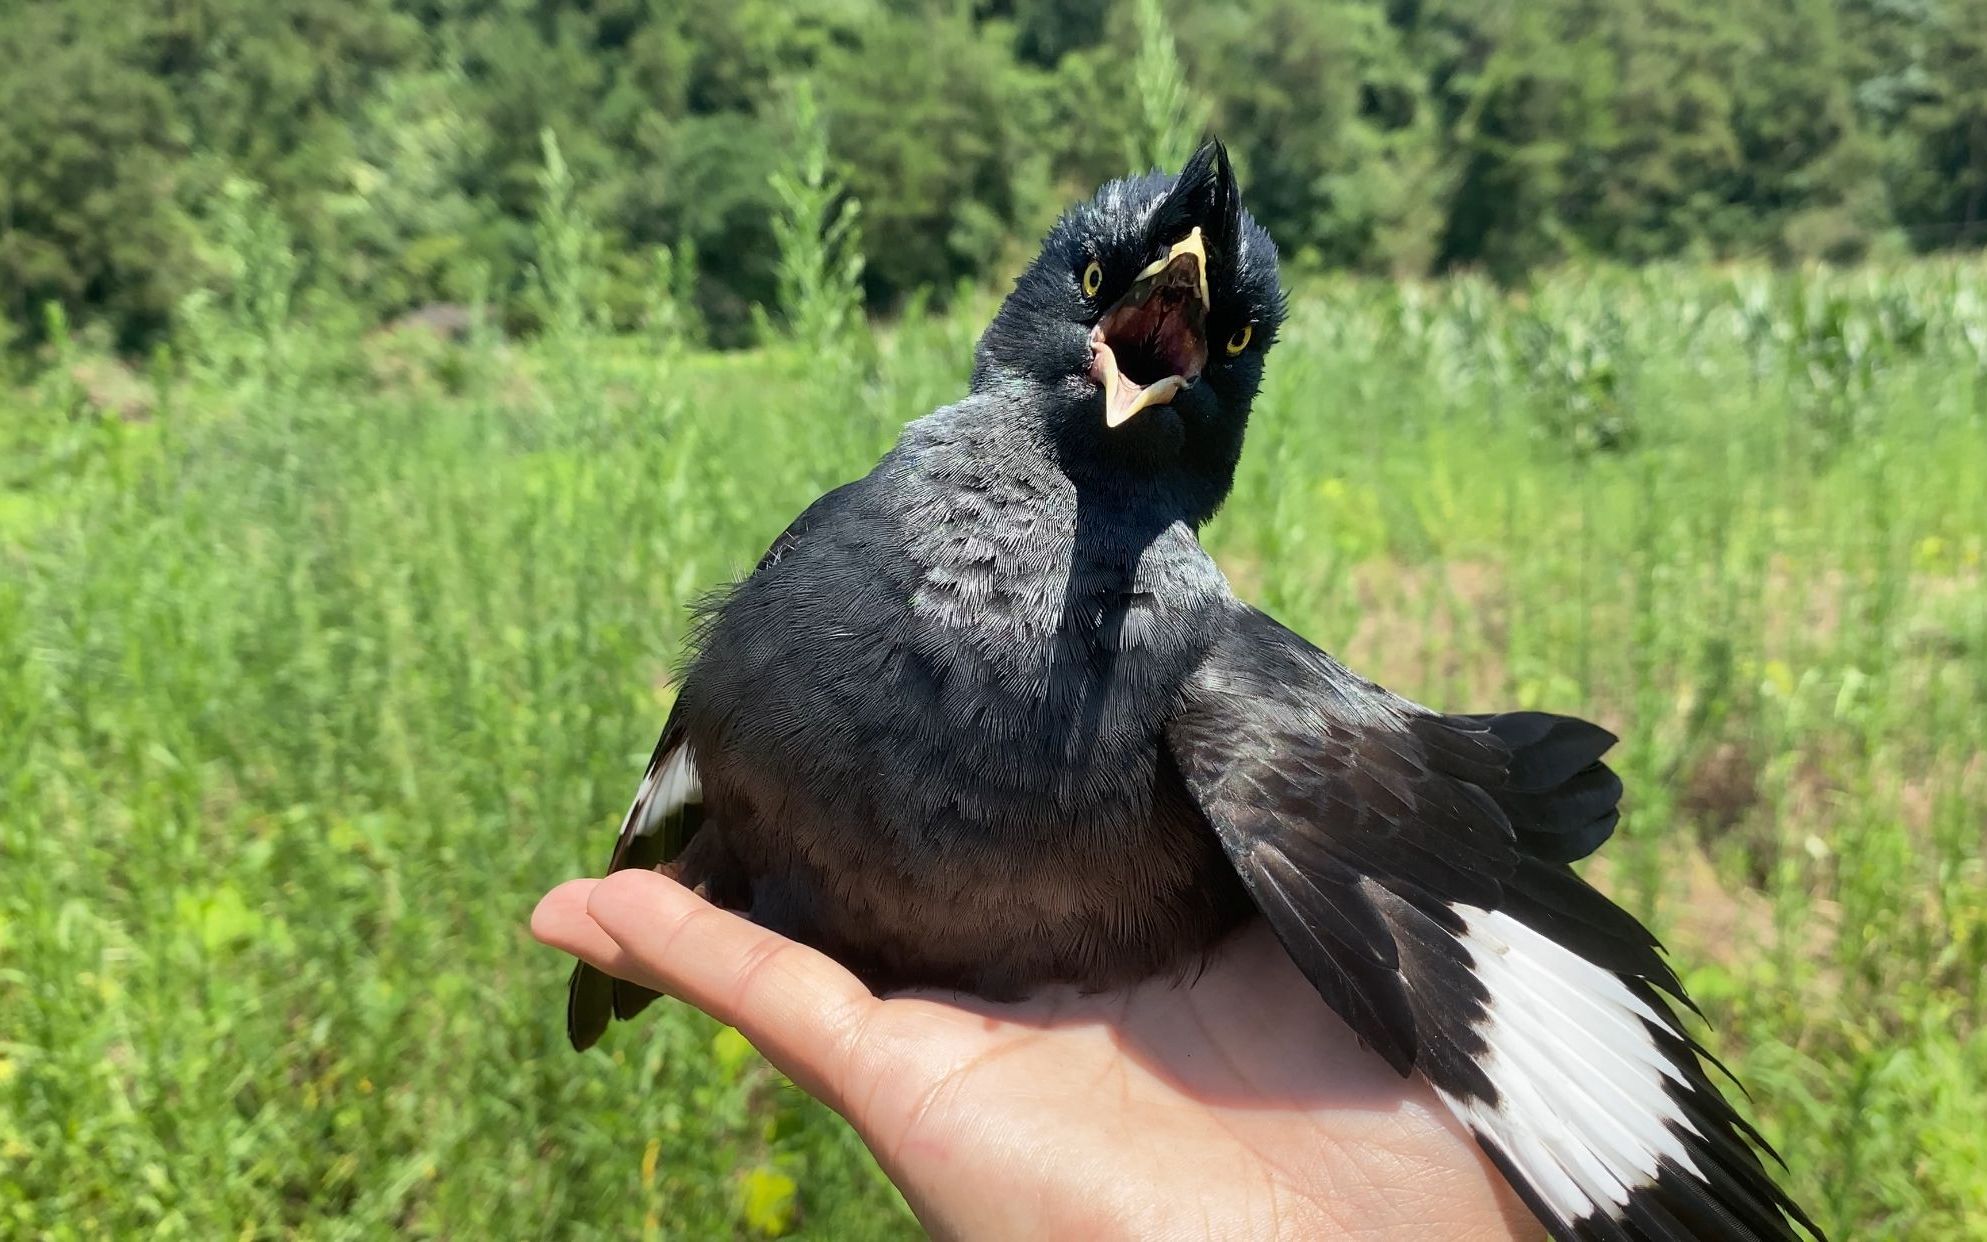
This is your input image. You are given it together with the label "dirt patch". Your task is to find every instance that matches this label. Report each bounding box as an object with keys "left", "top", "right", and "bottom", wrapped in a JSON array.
[
  {"left": 1587, "top": 846, "right": 1823, "bottom": 972},
  {"left": 1680, "top": 741, "right": 1766, "bottom": 838},
  {"left": 68, "top": 356, "right": 155, "bottom": 422},
  {"left": 1341, "top": 558, "right": 1511, "bottom": 703}
]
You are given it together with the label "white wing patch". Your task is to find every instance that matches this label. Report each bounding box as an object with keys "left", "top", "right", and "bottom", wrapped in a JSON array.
[
  {"left": 1436, "top": 907, "right": 1702, "bottom": 1225},
  {"left": 621, "top": 741, "right": 701, "bottom": 844}
]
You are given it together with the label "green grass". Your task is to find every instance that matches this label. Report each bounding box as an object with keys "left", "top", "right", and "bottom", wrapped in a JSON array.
[{"left": 4, "top": 259, "right": 1985, "bottom": 1238}]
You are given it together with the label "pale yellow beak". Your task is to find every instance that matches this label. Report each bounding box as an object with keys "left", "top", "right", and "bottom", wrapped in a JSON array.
[
  {"left": 1134, "top": 227, "right": 1210, "bottom": 315},
  {"left": 1097, "top": 354, "right": 1188, "bottom": 428}
]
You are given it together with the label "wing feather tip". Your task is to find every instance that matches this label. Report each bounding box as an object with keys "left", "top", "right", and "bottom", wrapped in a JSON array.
[{"left": 567, "top": 962, "right": 612, "bottom": 1052}]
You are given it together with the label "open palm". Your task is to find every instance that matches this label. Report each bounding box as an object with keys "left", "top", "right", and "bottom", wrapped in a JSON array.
[{"left": 533, "top": 870, "right": 1529, "bottom": 1240}]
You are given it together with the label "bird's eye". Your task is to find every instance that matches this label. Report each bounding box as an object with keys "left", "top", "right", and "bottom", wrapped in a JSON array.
[
  {"left": 1081, "top": 261, "right": 1103, "bottom": 298},
  {"left": 1225, "top": 324, "right": 1255, "bottom": 356}
]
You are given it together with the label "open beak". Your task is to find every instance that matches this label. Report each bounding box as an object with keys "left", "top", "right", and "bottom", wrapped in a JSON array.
[{"left": 1090, "top": 227, "right": 1212, "bottom": 428}]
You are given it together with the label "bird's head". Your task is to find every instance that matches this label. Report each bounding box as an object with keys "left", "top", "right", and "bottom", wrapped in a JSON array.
[{"left": 972, "top": 139, "right": 1284, "bottom": 507}]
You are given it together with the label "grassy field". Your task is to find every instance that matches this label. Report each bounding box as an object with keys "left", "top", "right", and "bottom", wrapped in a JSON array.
[{"left": 4, "top": 258, "right": 1985, "bottom": 1238}]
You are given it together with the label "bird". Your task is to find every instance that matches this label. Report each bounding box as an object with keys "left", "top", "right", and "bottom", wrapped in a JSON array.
[{"left": 566, "top": 140, "right": 1819, "bottom": 1242}]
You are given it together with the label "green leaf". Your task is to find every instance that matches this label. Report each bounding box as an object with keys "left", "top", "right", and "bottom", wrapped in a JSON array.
[
  {"left": 711, "top": 1025, "right": 757, "bottom": 1081},
  {"left": 738, "top": 1165, "right": 798, "bottom": 1237}
]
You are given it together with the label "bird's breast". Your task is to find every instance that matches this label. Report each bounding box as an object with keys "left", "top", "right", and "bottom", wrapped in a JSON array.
[{"left": 677, "top": 457, "right": 1248, "bottom": 993}]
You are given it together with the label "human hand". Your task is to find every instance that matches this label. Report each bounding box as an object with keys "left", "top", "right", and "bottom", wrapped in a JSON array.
[{"left": 532, "top": 870, "right": 1529, "bottom": 1240}]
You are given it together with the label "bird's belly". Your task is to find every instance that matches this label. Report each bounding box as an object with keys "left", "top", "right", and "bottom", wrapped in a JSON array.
[{"left": 685, "top": 625, "right": 1250, "bottom": 996}]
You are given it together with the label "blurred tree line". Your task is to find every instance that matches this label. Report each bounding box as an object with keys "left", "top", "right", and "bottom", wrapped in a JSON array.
[{"left": 3, "top": 0, "right": 1984, "bottom": 351}]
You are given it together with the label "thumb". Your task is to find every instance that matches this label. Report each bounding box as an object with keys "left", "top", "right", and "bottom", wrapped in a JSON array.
[{"left": 533, "top": 871, "right": 880, "bottom": 1107}]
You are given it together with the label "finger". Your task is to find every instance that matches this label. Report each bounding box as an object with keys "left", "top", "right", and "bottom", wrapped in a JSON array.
[
  {"left": 533, "top": 876, "right": 683, "bottom": 1028},
  {"left": 582, "top": 869, "right": 881, "bottom": 1106},
  {"left": 531, "top": 878, "right": 623, "bottom": 962}
]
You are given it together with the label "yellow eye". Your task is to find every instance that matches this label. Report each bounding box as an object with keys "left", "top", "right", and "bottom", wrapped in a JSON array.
[
  {"left": 1081, "top": 261, "right": 1103, "bottom": 297},
  {"left": 1225, "top": 323, "right": 1255, "bottom": 356}
]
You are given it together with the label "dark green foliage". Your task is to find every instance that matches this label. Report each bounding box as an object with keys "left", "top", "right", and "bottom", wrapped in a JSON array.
[
  {"left": 2, "top": 0, "right": 1986, "bottom": 348},
  {"left": 1840, "top": 0, "right": 1987, "bottom": 250},
  {"left": 0, "top": 5, "right": 200, "bottom": 346},
  {"left": 1183, "top": 0, "right": 1446, "bottom": 270},
  {"left": 815, "top": 13, "right": 1044, "bottom": 309}
]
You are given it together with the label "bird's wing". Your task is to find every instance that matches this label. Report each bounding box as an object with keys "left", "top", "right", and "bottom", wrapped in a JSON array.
[
  {"left": 566, "top": 714, "right": 704, "bottom": 1049},
  {"left": 1165, "top": 603, "right": 1819, "bottom": 1242},
  {"left": 568, "top": 480, "right": 864, "bottom": 1050}
]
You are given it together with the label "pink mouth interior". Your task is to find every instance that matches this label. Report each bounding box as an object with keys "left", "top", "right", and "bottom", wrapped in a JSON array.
[{"left": 1092, "top": 285, "right": 1208, "bottom": 389}]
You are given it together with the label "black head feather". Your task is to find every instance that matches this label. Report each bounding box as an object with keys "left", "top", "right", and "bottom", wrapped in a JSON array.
[{"left": 1148, "top": 139, "right": 1243, "bottom": 271}]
